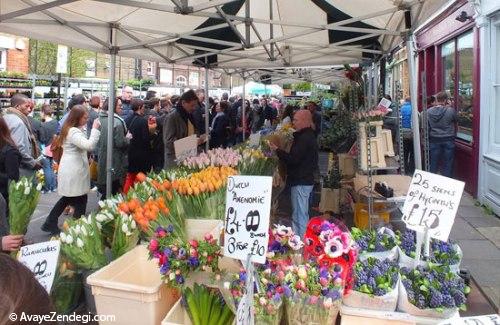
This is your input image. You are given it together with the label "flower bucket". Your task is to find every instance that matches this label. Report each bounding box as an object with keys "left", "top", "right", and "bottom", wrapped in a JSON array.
[
  {"left": 285, "top": 293, "right": 340, "bottom": 325},
  {"left": 50, "top": 273, "right": 83, "bottom": 314},
  {"left": 255, "top": 300, "right": 284, "bottom": 325},
  {"left": 397, "top": 280, "right": 458, "bottom": 319},
  {"left": 343, "top": 277, "right": 399, "bottom": 312},
  {"left": 319, "top": 188, "right": 341, "bottom": 214}
]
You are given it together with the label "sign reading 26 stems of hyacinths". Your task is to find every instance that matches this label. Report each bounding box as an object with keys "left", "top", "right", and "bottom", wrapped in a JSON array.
[
  {"left": 224, "top": 175, "right": 273, "bottom": 264},
  {"left": 17, "top": 240, "right": 61, "bottom": 292},
  {"left": 402, "top": 170, "right": 465, "bottom": 242}
]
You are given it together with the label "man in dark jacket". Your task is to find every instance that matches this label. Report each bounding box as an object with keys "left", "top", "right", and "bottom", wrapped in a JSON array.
[
  {"left": 120, "top": 86, "right": 134, "bottom": 120},
  {"left": 269, "top": 110, "right": 318, "bottom": 237},
  {"left": 163, "top": 90, "right": 206, "bottom": 169},
  {"left": 192, "top": 89, "right": 206, "bottom": 135},
  {"left": 428, "top": 91, "right": 457, "bottom": 178},
  {"left": 262, "top": 98, "right": 276, "bottom": 125},
  {"left": 147, "top": 98, "right": 166, "bottom": 172},
  {"left": 123, "top": 99, "right": 153, "bottom": 193}
]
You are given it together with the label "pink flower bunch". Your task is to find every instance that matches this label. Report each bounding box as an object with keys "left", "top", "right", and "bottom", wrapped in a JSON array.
[
  {"left": 267, "top": 225, "right": 304, "bottom": 260},
  {"left": 181, "top": 148, "right": 241, "bottom": 169}
]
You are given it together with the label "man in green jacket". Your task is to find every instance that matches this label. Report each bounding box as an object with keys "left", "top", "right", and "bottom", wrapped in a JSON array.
[{"left": 96, "top": 97, "right": 130, "bottom": 196}]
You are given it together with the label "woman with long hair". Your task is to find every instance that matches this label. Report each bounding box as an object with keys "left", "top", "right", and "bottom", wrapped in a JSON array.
[
  {"left": 41, "top": 105, "right": 101, "bottom": 235},
  {"left": 0, "top": 116, "right": 23, "bottom": 252}
]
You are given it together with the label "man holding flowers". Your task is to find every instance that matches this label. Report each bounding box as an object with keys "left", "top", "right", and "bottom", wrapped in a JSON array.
[{"left": 269, "top": 110, "right": 318, "bottom": 237}]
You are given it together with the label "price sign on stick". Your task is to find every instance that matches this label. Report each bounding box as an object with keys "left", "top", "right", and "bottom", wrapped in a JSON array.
[
  {"left": 18, "top": 241, "right": 61, "bottom": 292},
  {"left": 174, "top": 134, "right": 197, "bottom": 160},
  {"left": 402, "top": 170, "right": 464, "bottom": 242},
  {"left": 224, "top": 175, "right": 272, "bottom": 264}
]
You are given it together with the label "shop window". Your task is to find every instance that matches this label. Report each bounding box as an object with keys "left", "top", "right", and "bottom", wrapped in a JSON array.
[
  {"left": 176, "top": 75, "right": 187, "bottom": 87},
  {"left": 440, "top": 30, "right": 474, "bottom": 144}
]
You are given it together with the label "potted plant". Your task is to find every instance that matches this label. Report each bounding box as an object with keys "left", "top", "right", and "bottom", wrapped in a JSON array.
[{"left": 319, "top": 161, "right": 342, "bottom": 213}]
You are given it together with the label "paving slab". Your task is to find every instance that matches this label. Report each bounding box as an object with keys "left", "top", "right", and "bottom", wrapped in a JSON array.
[
  {"left": 460, "top": 193, "right": 477, "bottom": 207},
  {"left": 476, "top": 227, "right": 500, "bottom": 249},
  {"left": 466, "top": 215, "right": 500, "bottom": 228},
  {"left": 458, "top": 205, "right": 490, "bottom": 218},
  {"left": 460, "top": 259, "right": 500, "bottom": 286},
  {"left": 457, "top": 240, "right": 500, "bottom": 260},
  {"left": 479, "top": 286, "right": 500, "bottom": 313},
  {"left": 449, "top": 217, "right": 484, "bottom": 240}
]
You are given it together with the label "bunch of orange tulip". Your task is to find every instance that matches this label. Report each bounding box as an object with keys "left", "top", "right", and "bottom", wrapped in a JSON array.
[{"left": 118, "top": 197, "right": 169, "bottom": 231}]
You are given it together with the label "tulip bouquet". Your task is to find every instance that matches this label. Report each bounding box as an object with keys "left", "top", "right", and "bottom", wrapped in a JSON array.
[
  {"left": 180, "top": 148, "right": 242, "bottom": 170},
  {"left": 399, "top": 265, "right": 469, "bottom": 318},
  {"left": 8, "top": 177, "right": 42, "bottom": 235},
  {"left": 226, "top": 267, "right": 284, "bottom": 325},
  {"left": 266, "top": 225, "right": 304, "bottom": 264},
  {"left": 397, "top": 229, "right": 461, "bottom": 267},
  {"left": 59, "top": 216, "right": 108, "bottom": 270},
  {"left": 148, "top": 225, "right": 222, "bottom": 288},
  {"left": 282, "top": 263, "right": 343, "bottom": 325},
  {"left": 354, "top": 107, "right": 388, "bottom": 122},
  {"left": 170, "top": 166, "right": 237, "bottom": 219},
  {"left": 111, "top": 212, "right": 140, "bottom": 259},
  {"left": 238, "top": 148, "right": 277, "bottom": 176}
]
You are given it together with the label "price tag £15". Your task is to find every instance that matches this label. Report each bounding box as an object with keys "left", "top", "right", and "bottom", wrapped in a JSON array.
[{"left": 402, "top": 170, "right": 464, "bottom": 242}]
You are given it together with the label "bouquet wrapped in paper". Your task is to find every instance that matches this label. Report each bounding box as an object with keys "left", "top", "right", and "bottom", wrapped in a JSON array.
[
  {"left": 60, "top": 216, "right": 108, "bottom": 271},
  {"left": 50, "top": 256, "right": 82, "bottom": 314},
  {"left": 111, "top": 212, "right": 140, "bottom": 259},
  {"left": 283, "top": 263, "right": 343, "bottom": 325},
  {"left": 266, "top": 224, "right": 304, "bottom": 268},
  {"left": 238, "top": 148, "right": 277, "bottom": 176},
  {"left": 9, "top": 177, "right": 41, "bottom": 235},
  {"left": 180, "top": 148, "right": 241, "bottom": 170}
]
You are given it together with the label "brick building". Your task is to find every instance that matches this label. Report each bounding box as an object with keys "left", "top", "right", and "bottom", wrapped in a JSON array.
[{"left": 0, "top": 34, "right": 29, "bottom": 74}]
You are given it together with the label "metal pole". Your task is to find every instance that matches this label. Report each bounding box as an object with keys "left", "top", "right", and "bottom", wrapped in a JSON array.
[
  {"left": 204, "top": 68, "right": 210, "bottom": 151},
  {"left": 229, "top": 74, "right": 233, "bottom": 95},
  {"left": 242, "top": 78, "right": 246, "bottom": 142},
  {"left": 106, "top": 28, "right": 117, "bottom": 198},
  {"left": 63, "top": 76, "right": 69, "bottom": 109},
  {"left": 406, "top": 35, "right": 422, "bottom": 170},
  {"left": 31, "top": 75, "right": 36, "bottom": 100},
  {"left": 245, "top": 0, "right": 251, "bottom": 47},
  {"left": 269, "top": 0, "right": 274, "bottom": 60}
]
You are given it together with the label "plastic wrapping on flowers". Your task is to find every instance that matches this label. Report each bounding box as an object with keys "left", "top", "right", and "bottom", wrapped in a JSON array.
[
  {"left": 50, "top": 257, "right": 82, "bottom": 314},
  {"left": 238, "top": 148, "right": 277, "bottom": 176}
]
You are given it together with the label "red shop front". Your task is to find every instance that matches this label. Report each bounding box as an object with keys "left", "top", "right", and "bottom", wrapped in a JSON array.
[{"left": 415, "top": 0, "right": 480, "bottom": 196}]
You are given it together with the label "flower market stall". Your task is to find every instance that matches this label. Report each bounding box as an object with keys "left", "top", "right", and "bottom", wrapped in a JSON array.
[{"left": 7, "top": 130, "right": 482, "bottom": 325}]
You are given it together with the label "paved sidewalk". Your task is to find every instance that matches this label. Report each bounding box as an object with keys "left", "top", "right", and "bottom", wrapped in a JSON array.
[{"left": 451, "top": 193, "right": 500, "bottom": 312}]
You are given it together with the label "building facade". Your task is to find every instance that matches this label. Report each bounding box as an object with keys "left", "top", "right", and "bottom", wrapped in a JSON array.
[
  {"left": 478, "top": 0, "right": 500, "bottom": 215},
  {"left": 415, "top": 0, "right": 480, "bottom": 195},
  {"left": 0, "top": 34, "right": 29, "bottom": 74}
]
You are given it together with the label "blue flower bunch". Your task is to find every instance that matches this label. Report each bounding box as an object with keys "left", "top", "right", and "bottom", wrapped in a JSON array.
[
  {"left": 351, "top": 227, "right": 397, "bottom": 253},
  {"left": 397, "top": 230, "right": 460, "bottom": 265},
  {"left": 400, "top": 265, "right": 470, "bottom": 311},
  {"left": 353, "top": 257, "right": 399, "bottom": 296}
]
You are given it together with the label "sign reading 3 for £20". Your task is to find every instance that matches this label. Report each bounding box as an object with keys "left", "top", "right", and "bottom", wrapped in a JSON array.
[{"left": 224, "top": 175, "right": 272, "bottom": 264}]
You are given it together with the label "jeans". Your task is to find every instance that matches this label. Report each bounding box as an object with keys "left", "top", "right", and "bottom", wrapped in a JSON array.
[
  {"left": 42, "top": 157, "right": 57, "bottom": 191},
  {"left": 403, "top": 138, "right": 415, "bottom": 175},
  {"left": 43, "top": 194, "right": 88, "bottom": 229},
  {"left": 430, "top": 140, "right": 455, "bottom": 178},
  {"left": 291, "top": 185, "right": 313, "bottom": 237}
]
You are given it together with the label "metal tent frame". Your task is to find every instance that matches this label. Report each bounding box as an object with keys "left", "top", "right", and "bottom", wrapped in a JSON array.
[{"left": 0, "top": 0, "right": 440, "bottom": 196}]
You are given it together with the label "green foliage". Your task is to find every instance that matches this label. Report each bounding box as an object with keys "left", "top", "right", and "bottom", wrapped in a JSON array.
[
  {"left": 0, "top": 71, "right": 26, "bottom": 79},
  {"left": 292, "top": 82, "right": 312, "bottom": 92},
  {"left": 323, "top": 160, "right": 341, "bottom": 189},
  {"left": 69, "top": 48, "right": 95, "bottom": 77},
  {"left": 282, "top": 83, "right": 292, "bottom": 89},
  {"left": 29, "top": 40, "right": 57, "bottom": 75},
  {"left": 126, "top": 78, "right": 155, "bottom": 90},
  {"left": 319, "top": 107, "right": 357, "bottom": 153}
]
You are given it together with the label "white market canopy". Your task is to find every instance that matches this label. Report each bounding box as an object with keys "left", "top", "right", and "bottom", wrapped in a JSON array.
[{"left": 1, "top": 0, "right": 446, "bottom": 83}]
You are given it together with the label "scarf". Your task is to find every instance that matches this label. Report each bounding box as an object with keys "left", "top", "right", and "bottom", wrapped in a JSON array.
[{"left": 5, "top": 108, "right": 40, "bottom": 159}]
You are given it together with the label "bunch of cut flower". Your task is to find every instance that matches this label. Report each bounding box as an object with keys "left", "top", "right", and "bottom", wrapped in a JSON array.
[
  {"left": 59, "top": 216, "right": 108, "bottom": 270},
  {"left": 343, "top": 257, "right": 400, "bottom": 311},
  {"left": 183, "top": 283, "right": 234, "bottom": 325},
  {"left": 282, "top": 263, "right": 344, "bottom": 325},
  {"left": 180, "top": 148, "right": 241, "bottom": 170},
  {"left": 351, "top": 227, "right": 398, "bottom": 261},
  {"left": 50, "top": 256, "right": 82, "bottom": 314},
  {"left": 148, "top": 224, "right": 222, "bottom": 288},
  {"left": 9, "top": 177, "right": 42, "bottom": 237},
  {"left": 354, "top": 106, "right": 388, "bottom": 122},
  {"left": 226, "top": 266, "right": 285, "bottom": 325},
  {"left": 170, "top": 166, "right": 237, "bottom": 219},
  {"left": 266, "top": 224, "right": 303, "bottom": 268},
  {"left": 399, "top": 265, "right": 469, "bottom": 318},
  {"left": 397, "top": 229, "right": 461, "bottom": 267},
  {"left": 118, "top": 196, "right": 172, "bottom": 234},
  {"left": 238, "top": 147, "right": 277, "bottom": 176}
]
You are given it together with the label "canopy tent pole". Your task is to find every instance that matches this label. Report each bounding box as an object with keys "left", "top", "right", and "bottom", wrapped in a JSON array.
[
  {"left": 242, "top": 78, "right": 246, "bottom": 142},
  {"left": 106, "top": 27, "right": 117, "bottom": 198},
  {"left": 205, "top": 67, "right": 210, "bottom": 151},
  {"left": 406, "top": 35, "right": 422, "bottom": 171}
]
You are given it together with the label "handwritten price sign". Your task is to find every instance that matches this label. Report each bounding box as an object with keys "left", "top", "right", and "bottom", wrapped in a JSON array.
[
  {"left": 224, "top": 175, "right": 272, "bottom": 264},
  {"left": 18, "top": 241, "right": 61, "bottom": 292},
  {"left": 402, "top": 170, "right": 464, "bottom": 242}
]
